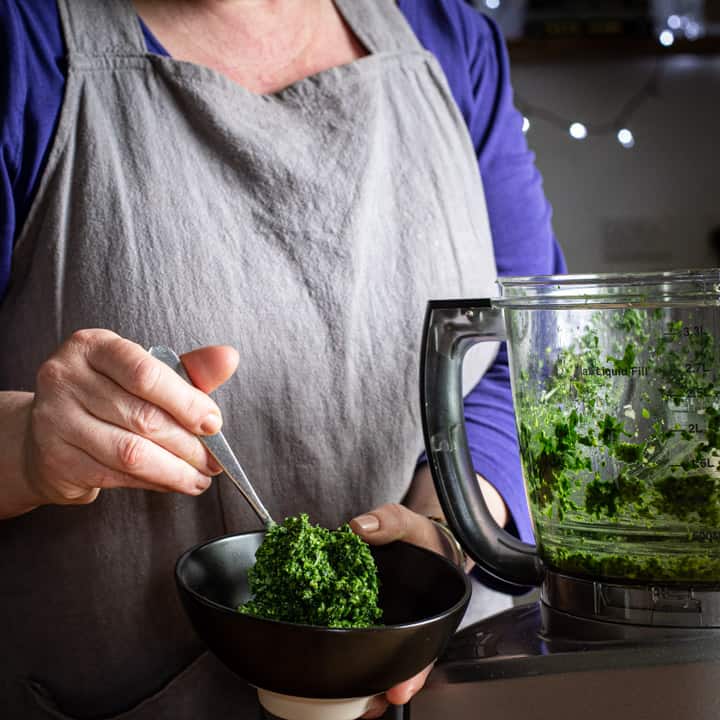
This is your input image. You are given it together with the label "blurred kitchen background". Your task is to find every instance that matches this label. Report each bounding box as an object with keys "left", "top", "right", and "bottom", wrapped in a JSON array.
[{"left": 470, "top": 0, "right": 720, "bottom": 273}]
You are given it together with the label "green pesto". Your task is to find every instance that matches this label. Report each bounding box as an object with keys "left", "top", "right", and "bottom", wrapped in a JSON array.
[
  {"left": 238, "top": 514, "right": 383, "bottom": 628},
  {"left": 516, "top": 309, "right": 720, "bottom": 583},
  {"left": 544, "top": 546, "right": 720, "bottom": 583}
]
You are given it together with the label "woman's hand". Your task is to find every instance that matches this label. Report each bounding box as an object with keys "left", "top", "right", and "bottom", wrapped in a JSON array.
[
  {"left": 3, "top": 329, "right": 239, "bottom": 517},
  {"left": 349, "top": 503, "right": 457, "bottom": 718}
]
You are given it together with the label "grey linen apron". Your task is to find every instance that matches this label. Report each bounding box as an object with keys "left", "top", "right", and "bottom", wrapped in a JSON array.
[{"left": 0, "top": 0, "right": 504, "bottom": 717}]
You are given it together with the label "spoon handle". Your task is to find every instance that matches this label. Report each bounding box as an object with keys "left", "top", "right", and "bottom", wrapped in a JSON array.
[{"left": 148, "top": 345, "right": 275, "bottom": 530}]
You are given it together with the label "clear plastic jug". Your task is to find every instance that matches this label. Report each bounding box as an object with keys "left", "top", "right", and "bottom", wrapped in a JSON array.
[{"left": 421, "top": 270, "right": 720, "bottom": 594}]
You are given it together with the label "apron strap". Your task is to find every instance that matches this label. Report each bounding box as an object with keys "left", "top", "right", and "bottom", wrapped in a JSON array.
[
  {"left": 334, "top": 0, "right": 424, "bottom": 54},
  {"left": 57, "top": 0, "right": 147, "bottom": 57}
]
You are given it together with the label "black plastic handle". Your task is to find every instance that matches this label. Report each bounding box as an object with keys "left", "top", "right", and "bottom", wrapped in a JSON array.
[{"left": 420, "top": 299, "right": 544, "bottom": 591}]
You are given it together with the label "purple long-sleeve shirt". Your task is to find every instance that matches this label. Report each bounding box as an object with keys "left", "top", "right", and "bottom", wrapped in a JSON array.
[{"left": 0, "top": 0, "right": 565, "bottom": 545}]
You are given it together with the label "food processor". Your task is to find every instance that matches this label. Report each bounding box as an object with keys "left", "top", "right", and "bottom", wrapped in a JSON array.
[{"left": 414, "top": 269, "right": 720, "bottom": 720}]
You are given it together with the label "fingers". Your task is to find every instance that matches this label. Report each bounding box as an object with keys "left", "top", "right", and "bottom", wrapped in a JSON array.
[
  {"left": 360, "top": 664, "right": 435, "bottom": 718},
  {"left": 32, "top": 434, "right": 201, "bottom": 503},
  {"left": 181, "top": 345, "right": 240, "bottom": 394},
  {"left": 30, "top": 392, "right": 213, "bottom": 498},
  {"left": 58, "top": 407, "right": 214, "bottom": 495},
  {"left": 28, "top": 329, "right": 239, "bottom": 505},
  {"left": 69, "top": 369, "right": 220, "bottom": 477},
  {"left": 350, "top": 503, "right": 445, "bottom": 556},
  {"left": 384, "top": 664, "right": 434, "bottom": 706},
  {"left": 80, "top": 332, "right": 223, "bottom": 435}
]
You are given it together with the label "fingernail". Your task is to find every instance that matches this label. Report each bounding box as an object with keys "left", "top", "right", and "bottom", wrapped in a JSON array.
[
  {"left": 200, "top": 412, "right": 221, "bottom": 434},
  {"left": 353, "top": 514, "right": 380, "bottom": 532},
  {"left": 208, "top": 457, "right": 223, "bottom": 475},
  {"left": 194, "top": 475, "right": 212, "bottom": 494}
]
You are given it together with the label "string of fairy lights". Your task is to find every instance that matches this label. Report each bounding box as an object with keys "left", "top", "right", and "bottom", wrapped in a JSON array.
[
  {"left": 515, "top": 63, "right": 662, "bottom": 150},
  {"left": 478, "top": 0, "right": 709, "bottom": 149}
]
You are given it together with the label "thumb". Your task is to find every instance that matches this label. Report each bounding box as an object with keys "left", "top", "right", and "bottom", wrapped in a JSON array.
[
  {"left": 180, "top": 345, "right": 239, "bottom": 394},
  {"left": 349, "top": 503, "right": 444, "bottom": 555}
]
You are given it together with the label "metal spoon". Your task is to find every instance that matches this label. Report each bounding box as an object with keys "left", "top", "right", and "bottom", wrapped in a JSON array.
[{"left": 148, "top": 345, "right": 275, "bottom": 530}]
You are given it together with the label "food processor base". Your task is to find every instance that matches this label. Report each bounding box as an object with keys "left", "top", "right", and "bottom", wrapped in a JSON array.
[
  {"left": 412, "top": 657, "right": 720, "bottom": 719},
  {"left": 411, "top": 601, "right": 720, "bottom": 720},
  {"left": 256, "top": 688, "right": 376, "bottom": 720}
]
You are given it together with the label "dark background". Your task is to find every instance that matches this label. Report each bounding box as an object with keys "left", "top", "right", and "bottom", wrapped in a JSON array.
[{"left": 471, "top": 0, "right": 720, "bottom": 272}]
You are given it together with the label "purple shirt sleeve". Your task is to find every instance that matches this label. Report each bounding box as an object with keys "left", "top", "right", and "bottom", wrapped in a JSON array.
[
  {"left": 0, "top": 0, "right": 67, "bottom": 292},
  {"left": 1, "top": 0, "right": 566, "bottom": 545}
]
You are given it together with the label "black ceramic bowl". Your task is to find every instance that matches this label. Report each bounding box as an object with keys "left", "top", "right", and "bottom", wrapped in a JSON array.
[{"left": 175, "top": 531, "right": 470, "bottom": 698}]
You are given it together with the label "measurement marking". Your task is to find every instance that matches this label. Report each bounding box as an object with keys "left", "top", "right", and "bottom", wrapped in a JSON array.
[{"left": 662, "top": 326, "right": 706, "bottom": 339}]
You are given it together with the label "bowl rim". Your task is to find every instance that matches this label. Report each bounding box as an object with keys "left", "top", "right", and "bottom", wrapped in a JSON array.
[{"left": 175, "top": 530, "right": 472, "bottom": 632}]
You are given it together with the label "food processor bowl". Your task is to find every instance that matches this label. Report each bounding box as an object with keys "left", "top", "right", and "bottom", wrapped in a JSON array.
[{"left": 421, "top": 269, "right": 720, "bottom": 627}]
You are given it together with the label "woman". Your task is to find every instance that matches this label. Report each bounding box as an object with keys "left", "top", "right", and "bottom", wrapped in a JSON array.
[{"left": 0, "top": 0, "right": 564, "bottom": 717}]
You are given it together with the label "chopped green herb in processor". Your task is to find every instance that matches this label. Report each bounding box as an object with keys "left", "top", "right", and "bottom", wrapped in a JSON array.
[
  {"left": 238, "top": 513, "right": 383, "bottom": 628},
  {"left": 511, "top": 306, "right": 720, "bottom": 583}
]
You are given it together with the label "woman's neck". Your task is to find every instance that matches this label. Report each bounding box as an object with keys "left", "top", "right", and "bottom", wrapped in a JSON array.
[{"left": 133, "top": 0, "right": 367, "bottom": 94}]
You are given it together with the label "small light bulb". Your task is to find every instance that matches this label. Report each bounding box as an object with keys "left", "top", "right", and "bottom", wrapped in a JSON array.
[
  {"left": 685, "top": 21, "right": 701, "bottom": 40},
  {"left": 617, "top": 128, "right": 635, "bottom": 148},
  {"left": 522, "top": 116, "right": 530, "bottom": 133},
  {"left": 485, "top": 0, "right": 500, "bottom": 9},
  {"left": 569, "top": 122, "right": 587, "bottom": 140},
  {"left": 667, "top": 14, "right": 682, "bottom": 30},
  {"left": 659, "top": 30, "right": 675, "bottom": 46}
]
